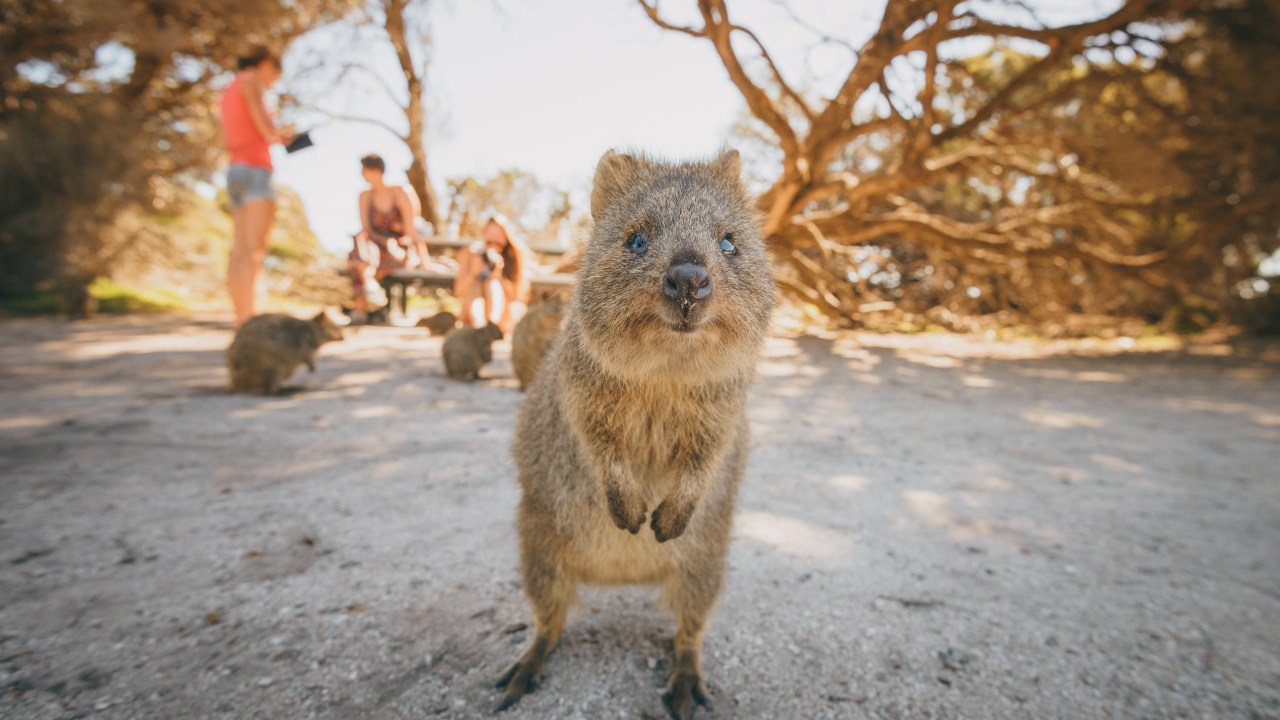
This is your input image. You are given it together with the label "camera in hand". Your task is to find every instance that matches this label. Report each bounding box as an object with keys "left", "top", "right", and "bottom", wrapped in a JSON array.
[
  {"left": 477, "top": 247, "right": 503, "bottom": 281},
  {"left": 284, "top": 131, "right": 314, "bottom": 154}
]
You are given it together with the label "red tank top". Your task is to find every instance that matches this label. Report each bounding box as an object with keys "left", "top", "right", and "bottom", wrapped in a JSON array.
[{"left": 221, "top": 74, "right": 273, "bottom": 169}]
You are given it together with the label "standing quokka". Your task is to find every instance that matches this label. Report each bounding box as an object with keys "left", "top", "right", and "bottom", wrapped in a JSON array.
[
  {"left": 498, "top": 150, "right": 773, "bottom": 719},
  {"left": 417, "top": 310, "right": 458, "bottom": 336},
  {"left": 226, "top": 311, "right": 344, "bottom": 395},
  {"left": 510, "top": 294, "right": 565, "bottom": 391},
  {"left": 442, "top": 322, "right": 503, "bottom": 381}
]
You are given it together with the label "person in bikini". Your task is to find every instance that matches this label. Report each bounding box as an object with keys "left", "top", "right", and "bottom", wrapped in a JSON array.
[{"left": 347, "top": 154, "right": 438, "bottom": 322}]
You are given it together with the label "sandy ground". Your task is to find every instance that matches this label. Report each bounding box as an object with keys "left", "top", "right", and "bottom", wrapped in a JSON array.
[{"left": 1, "top": 313, "right": 1278, "bottom": 720}]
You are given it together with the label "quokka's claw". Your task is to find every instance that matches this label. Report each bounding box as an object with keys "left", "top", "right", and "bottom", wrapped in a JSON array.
[{"left": 662, "top": 670, "right": 710, "bottom": 719}]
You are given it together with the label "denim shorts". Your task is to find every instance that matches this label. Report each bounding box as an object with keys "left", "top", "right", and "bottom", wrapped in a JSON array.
[{"left": 226, "top": 164, "right": 276, "bottom": 208}]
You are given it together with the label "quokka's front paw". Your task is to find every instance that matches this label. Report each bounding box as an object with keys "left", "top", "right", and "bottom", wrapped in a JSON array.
[
  {"left": 650, "top": 498, "right": 695, "bottom": 543},
  {"left": 662, "top": 669, "right": 710, "bottom": 719},
  {"left": 605, "top": 483, "right": 647, "bottom": 534}
]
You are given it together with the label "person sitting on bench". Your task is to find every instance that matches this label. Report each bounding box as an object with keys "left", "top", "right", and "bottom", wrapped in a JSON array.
[
  {"left": 454, "top": 214, "right": 528, "bottom": 334},
  {"left": 347, "top": 153, "right": 438, "bottom": 323}
]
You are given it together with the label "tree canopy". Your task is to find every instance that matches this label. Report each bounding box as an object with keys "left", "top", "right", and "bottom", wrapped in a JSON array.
[
  {"left": 0, "top": 0, "right": 356, "bottom": 294},
  {"left": 642, "top": 0, "right": 1280, "bottom": 333}
]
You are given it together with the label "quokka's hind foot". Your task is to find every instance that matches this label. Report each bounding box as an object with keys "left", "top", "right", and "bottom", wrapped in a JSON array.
[
  {"left": 662, "top": 669, "right": 710, "bottom": 720},
  {"left": 494, "top": 634, "right": 556, "bottom": 712},
  {"left": 259, "top": 369, "right": 283, "bottom": 395}
]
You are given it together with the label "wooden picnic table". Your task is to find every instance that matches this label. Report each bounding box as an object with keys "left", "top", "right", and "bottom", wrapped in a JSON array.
[
  {"left": 424, "top": 235, "right": 570, "bottom": 257},
  {"left": 379, "top": 267, "right": 574, "bottom": 318}
]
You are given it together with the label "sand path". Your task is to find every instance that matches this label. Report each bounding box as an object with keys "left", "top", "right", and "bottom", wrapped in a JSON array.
[{"left": 1, "top": 315, "right": 1278, "bottom": 719}]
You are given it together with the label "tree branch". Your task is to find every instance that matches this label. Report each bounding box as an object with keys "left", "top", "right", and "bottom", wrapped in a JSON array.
[
  {"left": 636, "top": 0, "right": 706, "bottom": 38},
  {"left": 298, "top": 102, "right": 407, "bottom": 141},
  {"left": 726, "top": 22, "right": 814, "bottom": 121},
  {"left": 639, "top": 0, "right": 802, "bottom": 174}
]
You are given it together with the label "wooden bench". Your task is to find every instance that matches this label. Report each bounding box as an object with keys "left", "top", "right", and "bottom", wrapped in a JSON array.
[
  {"left": 344, "top": 225, "right": 573, "bottom": 318},
  {"left": 424, "top": 235, "right": 570, "bottom": 257},
  {"left": 380, "top": 268, "right": 574, "bottom": 318}
]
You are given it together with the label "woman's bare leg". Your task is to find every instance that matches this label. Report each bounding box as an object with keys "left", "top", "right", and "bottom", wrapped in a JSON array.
[
  {"left": 252, "top": 199, "right": 276, "bottom": 306},
  {"left": 229, "top": 199, "right": 275, "bottom": 327},
  {"left": 349, "top": 259, "right": 370, "bottom": 314},
  {"left": 482, "top": 279, "right": 508, "bottom": 328},
  {"left": 228, "top": 206, "right": 251, "bottom": 327},
  {"left": 455, "top": 252, "right": 480, "bottom": 327}
]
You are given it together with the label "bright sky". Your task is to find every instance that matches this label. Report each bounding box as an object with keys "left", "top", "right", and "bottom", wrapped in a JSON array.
[
  {"left": 267, "top": 0, "right": 1120, "bottom": 254},
  {"left": 270, "top": 0, "right": 876, "bottom": 253}
]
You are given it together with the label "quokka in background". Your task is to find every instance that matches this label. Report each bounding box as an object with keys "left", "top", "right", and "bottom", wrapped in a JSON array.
[
  {"left": 442, "top": 321, "right": 503, "bottom": 381},
  {"left": 226, "top": 311, "right": 344, "bottom": 395},
  {"left": 511, "top": 293, "right": 566, "bottom": 391}
]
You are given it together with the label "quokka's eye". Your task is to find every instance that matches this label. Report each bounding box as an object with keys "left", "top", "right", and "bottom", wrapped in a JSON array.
[
  {"left": 625, "top": 232, "right": 649, "bottom": 254},
  {"left": 720, "top": 233, "right": 737, "bottom": 256}
]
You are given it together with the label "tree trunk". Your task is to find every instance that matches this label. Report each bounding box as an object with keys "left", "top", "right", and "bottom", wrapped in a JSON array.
[{"left": 384, "top": 0, "right": 441, "bottom": 229}]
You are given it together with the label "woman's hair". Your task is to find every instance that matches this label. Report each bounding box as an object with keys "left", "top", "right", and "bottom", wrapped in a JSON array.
[
  {"left": 237, "top": 45, "right": 280, "bottom": 71},
  {"left": 360, "top": 154, "right": 386, "bottom": 173},
  {"left": 486, "top": 215, "right": 529, "bottom": 300}
]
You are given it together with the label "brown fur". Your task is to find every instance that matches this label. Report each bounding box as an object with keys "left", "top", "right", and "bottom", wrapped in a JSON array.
[
  {"left": 226, "top": 311, "right": 344, "bottom": 395},
  {"left": 497, "top": 150, "right": 774, "bottom": 718},
  {"left": 511, "top": 295, "right": 566, "bottom": 391},
  {"left": 417, "top": 311, "right": 458, "bottom": 336},
  {"left": 441, "top": 322, "right": 503, "bottom": 381}
]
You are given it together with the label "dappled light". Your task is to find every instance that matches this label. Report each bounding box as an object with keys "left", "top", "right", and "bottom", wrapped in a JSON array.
[
  {"left": 352, "top": 404, "right": 403, "bottom": 420},
  {"left": 1020, "top": 408, "right": 1108, "bottom": 429},
  {"left": 1090, "top": 454, "right": 1145, "bottom": 474},
  {"left": 827, "top": 474, "right": 873, "bottom": 493},
  {"left": 329, "top": 369, "right": 396, "bottom": 388},
  {"left": 734, "top": 511, "right": 855, "bottom": 560},
  {"left": 1016, "top": 368, "right": 1129, "bottom": 383},
  {"left": 900, "top": 490, "right": 1001, "bottom": 542},
  {"left": 1166, "top": 398, "right": 1280, "bottom": 427},
  {"left": 0, "top": 414, "right": 64, "bottom": 431}
]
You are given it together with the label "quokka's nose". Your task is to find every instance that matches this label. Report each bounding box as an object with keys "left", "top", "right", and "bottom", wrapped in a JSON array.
[{"left": 663, "top": 263, "right": 712, "bottom": 302}]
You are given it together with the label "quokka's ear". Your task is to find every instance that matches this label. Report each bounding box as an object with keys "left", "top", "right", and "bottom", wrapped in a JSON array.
[
  {"left": 591, "top": 150, "right": 652, "bottom": 219},
  {"left": 312, "top": 310, "right": 330, "bottom": 324},
  {"left": 710, "top": 149, "right": 741, "bottom": 180}
]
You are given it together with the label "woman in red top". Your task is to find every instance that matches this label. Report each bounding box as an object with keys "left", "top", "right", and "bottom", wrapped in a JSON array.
[{"left": 220, "top": 46, "right": 295, "bottom": 328}]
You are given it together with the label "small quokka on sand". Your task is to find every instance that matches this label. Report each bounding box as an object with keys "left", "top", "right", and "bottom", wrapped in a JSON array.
[
  {"left": 226, "top": 311, "right": 344, "bottom": 395},
  {"left": 497, "top": 150, "right": 774, "bottom": 719},
  {"left": 510, "top": 294, "right": 565, "bottom": 391},
  {"left": 442, "top": 322, "right": 503, "bottom": 381},
  {"left": 417, "top": 310, "right": 458, "bottom": 336}
]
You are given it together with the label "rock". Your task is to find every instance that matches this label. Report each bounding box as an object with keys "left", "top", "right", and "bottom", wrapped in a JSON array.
[{"left": 938, "top": 648, "right": 975, "bottom": 671}]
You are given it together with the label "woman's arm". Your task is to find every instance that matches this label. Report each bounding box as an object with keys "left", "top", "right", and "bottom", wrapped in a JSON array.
[
  {"left": 237, "top": 72, "right": 284, "bottom": 144},
  {"left": 454, "top": 246, "right": 479, "bottom": 298},
  {"left": 392, "top": 187, "right": 430, "bottom": 267},
  {"left": 358, "top": 190, "right": 376, "bottom": 241},
  {"left": 394, "top": 188, "right": 421, "bottom": 241}
]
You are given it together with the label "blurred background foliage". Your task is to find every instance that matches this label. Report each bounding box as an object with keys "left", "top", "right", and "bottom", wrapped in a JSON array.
[{"left": 1, "top": 0, "right": 1277, "bottom": 335}]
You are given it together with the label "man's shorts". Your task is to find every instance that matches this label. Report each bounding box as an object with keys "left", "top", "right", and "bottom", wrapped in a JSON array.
[{"left": 226, "top": 163, "right": 276, "bottom": 209}]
